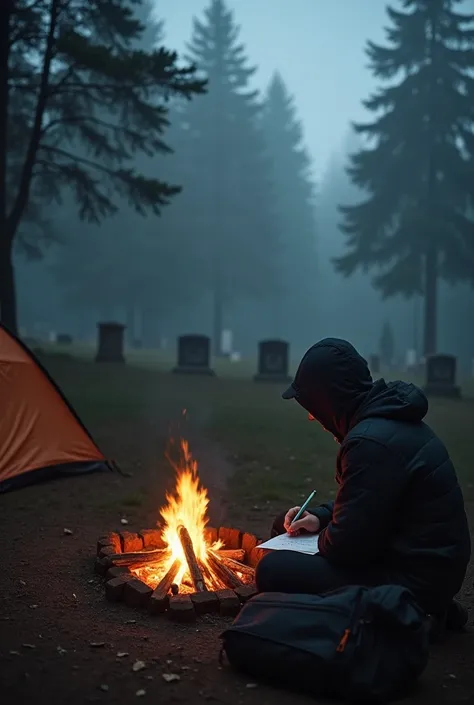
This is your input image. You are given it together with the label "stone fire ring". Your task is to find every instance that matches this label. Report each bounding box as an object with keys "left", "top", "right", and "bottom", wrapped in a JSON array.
[{"left": 94, "top": 527, "right": 266, "bottom": 622}]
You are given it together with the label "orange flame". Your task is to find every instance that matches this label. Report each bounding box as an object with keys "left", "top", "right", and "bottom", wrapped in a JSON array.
[{"left": 133, "top": 439, "right": 222, "bottom": 591}]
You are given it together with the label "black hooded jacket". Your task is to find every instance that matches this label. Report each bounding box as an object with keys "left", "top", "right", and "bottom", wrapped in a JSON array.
[{"left": 285, "top": 338, "right": 471, "bottom": 611}]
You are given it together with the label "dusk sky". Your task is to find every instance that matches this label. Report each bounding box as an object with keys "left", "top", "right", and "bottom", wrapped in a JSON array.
[
  {"left": 155, "top": 0, "right": 474, "bottom": 181},
  {"left": 155, "top": 1, "right": 395, "bottom": 180}
]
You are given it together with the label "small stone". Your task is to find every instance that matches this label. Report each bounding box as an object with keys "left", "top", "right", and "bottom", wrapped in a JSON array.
[
  {"left": 117, "top": 652, "right": 129, "bottom": 658},
  {"left": 57, "top": 646, "right": 67, "bottom": 655},
  {"left": 120, "top": 518, "right": 129, "bottom": 525},
  {"left": 448, "top": 673, "right": 457, "bottom": 679},
  {"left": 9, "top": 650, "right": 20, "bottom": 655},
  {"left": 132, "top": 660, "right": 146, "bottom": 672},
  {"left": 90, "top": 642, "right": 106, "bottom": 648},
  {"left": 63, "top": 528, "right": 73, "bottom": 535},
  {"left": 246, "top": 683, "right": 258, "bottom": 689},
  {"left": 136, "top": 690, "right": 146, "bottom": 697},
  {"left": 29, "top": 604, "right": 39, "bottom": 609},
  {"left": 22, "top": 644, "right": 36, "bottom": 649},
  {"left": 19, "top": 579, "right": 27, "bottom": 587},
  {"left": 99, "top": 684, "right": 109, "bottom": 692},
  {"left": 162, "top": 673, "right": 180, "bottom": 683}
]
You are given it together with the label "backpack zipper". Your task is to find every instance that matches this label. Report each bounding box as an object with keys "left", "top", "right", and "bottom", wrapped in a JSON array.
[{"left": 335, "top": 592, "right": 367, "bottom": 654}]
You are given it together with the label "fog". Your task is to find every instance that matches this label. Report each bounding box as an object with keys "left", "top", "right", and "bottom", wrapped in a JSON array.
[{"left": 14, "top": 0, "right": 474, "bottom": 371}]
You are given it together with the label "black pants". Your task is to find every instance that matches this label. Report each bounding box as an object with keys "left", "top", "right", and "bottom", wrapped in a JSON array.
[{"left": 255, "top": 512, "right": 411, "bottom": 600}]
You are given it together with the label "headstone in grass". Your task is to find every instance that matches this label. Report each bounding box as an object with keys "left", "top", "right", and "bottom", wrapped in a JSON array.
[
  {"left": 95, "top": 322, "right": 126, "bottom": 363},
  {"left": 424, "top": 354, "right": 460, "bottom": 398},
  {"left": 254, "top": 340, "right": 291, "bottom": 383},
  {"left": 172, "top": 335, "right": 215, "bottom": 376},
  {"left": 369, "top": 354, "right": 380, "bottom": 376}
]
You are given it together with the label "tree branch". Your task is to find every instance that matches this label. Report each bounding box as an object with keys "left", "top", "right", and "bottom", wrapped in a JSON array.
[{"left": 7, "top": 0, "right": 60, "bottom": 238}]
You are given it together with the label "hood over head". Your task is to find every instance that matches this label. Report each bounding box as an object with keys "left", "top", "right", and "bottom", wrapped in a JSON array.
[{"left": 282, "top": 338, "right": 428, "bottom": 440}]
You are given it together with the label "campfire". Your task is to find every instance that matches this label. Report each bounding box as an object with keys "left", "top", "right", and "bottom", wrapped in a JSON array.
[{"left": 95, "top": 439, "right": 264, "bottom": 621}]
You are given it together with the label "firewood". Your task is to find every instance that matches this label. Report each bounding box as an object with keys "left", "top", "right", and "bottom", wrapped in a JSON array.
[
  {"left": 211, "top": 552, "right": 255, "bottom": 580},
  {"left": 149, "top": 559, "right": 180, "bottom": 614},
  {"left": 216, "top": 548, "right": 246, "bottom": 562},
  {"left": 207, "top": 552, "right": 245, "bottom": 589},
  {"left": 198, "top": 559, "right": 220, "bottom": 591},
  {"left": 109, "top": 549, "right": 166, "bottom": 567},
  {"left": 178, "top": 525, "right": 206, "bottom": 592}
]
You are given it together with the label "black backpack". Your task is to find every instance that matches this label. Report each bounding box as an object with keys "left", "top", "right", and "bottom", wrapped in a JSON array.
[{"left": 220, "top": 585, "right": 430, "bottom": 703}]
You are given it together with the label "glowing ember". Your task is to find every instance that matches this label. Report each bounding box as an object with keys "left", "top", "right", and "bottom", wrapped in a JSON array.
[{"left": 132, "top": 439, "right": 226, "bottom": 592}]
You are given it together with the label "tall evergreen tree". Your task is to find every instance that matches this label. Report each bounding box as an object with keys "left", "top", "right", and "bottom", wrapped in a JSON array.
[
  {"left": 335, "top": 0, "right": 474, "bottom": 355},
  {"left": 1, "top": 0, "right": 205, "bottom": 333},
  {"left": 379, "top": 320, "right": 395, "bottom": 366},
  {"left": 168, "top": 0, "right": 281, "bottom": 353},
  {"left": 261, "top": 72, "right": 318, "bottom": 341}
]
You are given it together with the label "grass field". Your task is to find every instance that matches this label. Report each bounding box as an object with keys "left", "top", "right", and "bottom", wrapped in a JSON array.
[
  {"left": 43, "top": 349, "right": 474, "bottom": 514},
  {"left": 2, "top": 349, "right": 474, "bottom": 705}
]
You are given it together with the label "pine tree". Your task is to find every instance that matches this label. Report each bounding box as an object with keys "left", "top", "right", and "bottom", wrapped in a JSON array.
[
  {"left": 261, "top": 72, "right": 318, "bottom": 341},
  {"left": 0, "top": 0, "right": 205, "bottom": 333},
  {"left": 379, "top": 320, "right": 395, "bottom": 366},
  {"left": 168, "top": 0, "right": 281, "bottom": 354},
  {"left": 335, "top": 0, "right": 474, "bottom": 355}
]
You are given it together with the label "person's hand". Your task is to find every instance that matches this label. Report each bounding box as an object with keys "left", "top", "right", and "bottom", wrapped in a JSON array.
[{"left": 284, "top": 507, "right": 321, "bottom": 535}]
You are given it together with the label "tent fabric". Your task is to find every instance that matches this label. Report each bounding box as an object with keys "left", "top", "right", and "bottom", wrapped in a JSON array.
[{"left": 0, "top": 324, "right": 111, "bottom": 493}]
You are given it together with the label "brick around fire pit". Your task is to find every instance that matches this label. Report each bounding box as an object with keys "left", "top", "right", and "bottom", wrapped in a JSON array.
[
  {"left": 169, "top": 595, "right": 196, "bottom": 622},
  {"left": 94, "top": 526, "right": 264, "bottom": 621},
  {"left": 120, "top": 531, "right": 144, "bottom": 553}
]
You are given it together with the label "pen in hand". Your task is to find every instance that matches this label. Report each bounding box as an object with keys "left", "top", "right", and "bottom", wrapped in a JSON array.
[{"left": 288, "top": 488, "right": 317, "bottom": 534}]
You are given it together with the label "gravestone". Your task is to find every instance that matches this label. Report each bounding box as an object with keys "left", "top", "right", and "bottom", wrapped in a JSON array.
[
  {"left": 95, "top": 322, "right": 126, "bottom": 363},
  {"left": 173, "top": 335, "right": 215, "bottom": 375},
  {"left": 254, "top": 340, "right": 292, "bottom": 383},
  {"left": 369, "top": 354, "right": 380, "bottom": 375},
  {"left": 424, "top": 354, "right": 460, "bottom": 398},
  {"left": 56, "top": 334, "right": 73, "bottom": 345}
]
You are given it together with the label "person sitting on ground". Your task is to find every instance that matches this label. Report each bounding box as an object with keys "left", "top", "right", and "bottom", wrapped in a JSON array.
[{"left": 256, "top": 338, "right": 471, "bottom": 634}]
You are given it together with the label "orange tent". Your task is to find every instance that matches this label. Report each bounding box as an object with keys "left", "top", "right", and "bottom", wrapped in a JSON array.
[{"left": 0, "top": 324, "right": 114, "bottom": 492}]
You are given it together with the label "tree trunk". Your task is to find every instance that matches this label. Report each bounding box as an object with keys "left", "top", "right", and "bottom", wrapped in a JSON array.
[
  {"left": 423, "top": 246, "right": 438, "bottom": 357},
  {"left": 212, "top": 283, "right": 223, "bottom": 357},
  {"left": 0, "top": 3, "right": 12, "bottom": 327},
  {"left": 0, "top": 234, "right": 17, "bottom": 333}
]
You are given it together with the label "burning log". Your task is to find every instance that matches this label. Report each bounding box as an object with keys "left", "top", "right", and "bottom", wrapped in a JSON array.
[
  {"left": 149, "top": 559, "right": 180, "bottom": 614},
  {"left": 211, "top": 552, "right": 255, "bottom": 580},
  {"left": 178, "top": 525, "right": 206, "bottom": 592},
  {"left": 216, "top": 549, "right": 246, "bottom": 562},
  {"left": 207, "top": 552, "right": 245, "bottom": 589},
  {"left": 108, "top": 548, "right": 165, "bottom": 567}
]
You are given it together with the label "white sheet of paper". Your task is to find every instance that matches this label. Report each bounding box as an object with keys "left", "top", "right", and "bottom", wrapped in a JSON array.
[{"left": 257, "top": 533, "right": 320, "bottom": 555}]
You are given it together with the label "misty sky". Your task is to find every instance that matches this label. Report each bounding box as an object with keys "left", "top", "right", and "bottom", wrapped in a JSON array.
[{"left": 156, "top": 0, "right": 474, "bottom": 181}]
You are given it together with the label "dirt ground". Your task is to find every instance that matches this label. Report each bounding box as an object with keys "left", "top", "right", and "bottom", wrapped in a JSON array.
[{"left": 1, "top": 357, "right": 474, "bottom": 704}]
